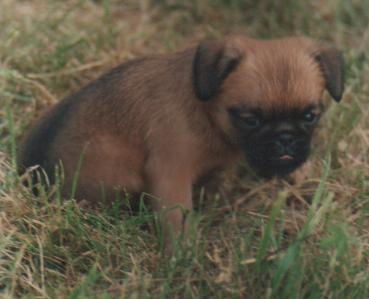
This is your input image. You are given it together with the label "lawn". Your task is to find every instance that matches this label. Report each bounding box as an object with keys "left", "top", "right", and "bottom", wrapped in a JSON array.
[{"left": 0, "top": 1, "right": 368, "bottom": 298}]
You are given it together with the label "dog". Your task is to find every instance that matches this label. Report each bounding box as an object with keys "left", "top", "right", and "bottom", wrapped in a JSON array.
[{"left": 18, "top": 36, "right": 344, "bottom": 247}]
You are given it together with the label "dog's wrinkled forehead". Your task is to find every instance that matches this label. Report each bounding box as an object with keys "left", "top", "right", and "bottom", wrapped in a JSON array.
[{"left": 223, "top": 40, "right": 325, "bottom": 113}]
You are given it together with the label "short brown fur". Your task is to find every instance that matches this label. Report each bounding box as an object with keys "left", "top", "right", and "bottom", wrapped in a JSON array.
[{"left": 19, "top": 36, "right": 344, "bottom": 247}]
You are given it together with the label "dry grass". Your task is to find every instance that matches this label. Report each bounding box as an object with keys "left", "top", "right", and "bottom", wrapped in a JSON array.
[{"left": 0, "top": 0, "right": 369, "bottom": 298}]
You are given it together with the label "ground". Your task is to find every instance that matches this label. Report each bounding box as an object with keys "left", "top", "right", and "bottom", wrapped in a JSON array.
[{"left": 0, "top": 1, "right": 368, "bottom": 298}]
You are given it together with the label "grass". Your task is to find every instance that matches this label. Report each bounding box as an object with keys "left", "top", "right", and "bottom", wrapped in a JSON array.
[{"left": 0, "top": 0, "right": 369, "bottom": 298}]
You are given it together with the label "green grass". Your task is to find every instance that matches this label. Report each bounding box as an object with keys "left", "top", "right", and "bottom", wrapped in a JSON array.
[{"left": 1, "top": 0, "right": 369, "bottom": 298}]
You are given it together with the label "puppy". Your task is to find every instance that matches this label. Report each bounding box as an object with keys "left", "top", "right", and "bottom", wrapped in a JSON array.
[{"left": 18, "top": 36, "right": 344, "bottom": 245}]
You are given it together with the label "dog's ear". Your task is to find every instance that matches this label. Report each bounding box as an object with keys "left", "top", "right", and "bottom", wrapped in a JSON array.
[
  {"left": 193, "top": 40, "right": 243, "bottom": 101},
  {"left": 315, "top": 45, "right": 345, "bottom": 102}
]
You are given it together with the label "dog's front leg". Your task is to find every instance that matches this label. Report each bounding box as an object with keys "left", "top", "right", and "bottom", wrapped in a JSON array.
[{"left": 145, "top": 157, "right": 194, "bottom": 253}]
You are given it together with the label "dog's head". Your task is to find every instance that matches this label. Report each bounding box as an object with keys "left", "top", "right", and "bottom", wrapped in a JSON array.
[{"left": 193, "top": 36, "right": 344, "bottom": 177}]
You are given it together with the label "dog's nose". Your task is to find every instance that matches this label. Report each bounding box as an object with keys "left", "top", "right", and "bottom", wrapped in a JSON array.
[
  {"left": 274, "top": 133, "right": 300, "bottom": 155},
  {"left": 279, "top": 133, "right": 294, "bottom": 146}
]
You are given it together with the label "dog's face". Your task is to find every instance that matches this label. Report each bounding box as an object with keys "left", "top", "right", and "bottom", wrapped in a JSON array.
[
  {"left": 193, "top": 36, "right": 344, "bottom": 177},
  {"left": 227, "top": 104, "right": 321, "bottom": 177}
]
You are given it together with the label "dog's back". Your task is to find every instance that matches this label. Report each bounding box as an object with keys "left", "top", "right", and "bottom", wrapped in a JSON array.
[
  {"left": 18, "top": 59, "right": 149, "bottom": 192},
  {"left": 18, "top": 51, "right": 201, "bottom": 201}
]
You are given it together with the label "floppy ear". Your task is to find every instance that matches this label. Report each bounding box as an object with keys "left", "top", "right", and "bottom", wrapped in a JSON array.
[
  {"left": 192, "top": 40, "right": 243, "bottom": 101},
  {"left": 315, "top": 45, "right": 345, "bottom": 102}
]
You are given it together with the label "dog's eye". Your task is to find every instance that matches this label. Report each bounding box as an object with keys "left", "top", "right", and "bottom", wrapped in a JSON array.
[
  {"left": 242, "top": 116, "right": 262, "bottom": 129},
  {"left": 228, "top": 108, "right": 262, "bottom": 129},
  {"left": 303, "top": 111, "right": 318, "bottom": 124}
]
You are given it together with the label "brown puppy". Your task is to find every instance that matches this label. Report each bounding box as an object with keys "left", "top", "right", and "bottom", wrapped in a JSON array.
[{"left": 18, "top": 36, "right": 344, "bottom": 244}]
